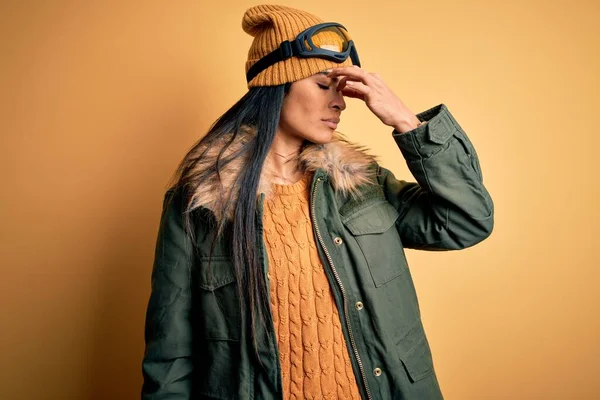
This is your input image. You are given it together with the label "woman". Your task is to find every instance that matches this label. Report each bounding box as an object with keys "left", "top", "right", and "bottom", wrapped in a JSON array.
[{"left": 141, "top": 4, "right": 494, "bottom": 400}]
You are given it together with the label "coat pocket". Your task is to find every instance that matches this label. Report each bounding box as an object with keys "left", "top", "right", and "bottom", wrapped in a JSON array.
[
  {"left": 395, "top": 322, "right": 436, "bottom": 383},
  {"left": 194, "top": 256, "right": 240, "bottom": 341},
  {"left": 192, "top": 257, "right": 242, "bottom": 399},
  {"left": 341, "top": 200, "right": 409, "bottom": 287}
]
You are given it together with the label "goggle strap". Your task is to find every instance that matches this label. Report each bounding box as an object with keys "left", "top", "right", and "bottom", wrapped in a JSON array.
[
  {"left": 245, "top": 23, "right": 357, "bottom": 83},
  {"left": 246, "top": 40, "right": 297, "bottom": 83}
]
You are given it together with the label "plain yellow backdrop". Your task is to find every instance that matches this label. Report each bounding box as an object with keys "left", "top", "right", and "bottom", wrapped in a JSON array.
[{"left": 1, "top": 1, "right": 598, "bottom": 399}]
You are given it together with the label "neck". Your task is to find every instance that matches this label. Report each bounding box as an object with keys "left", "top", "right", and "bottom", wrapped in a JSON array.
[{"left": 266, "top": 133, "right": 306, "bottom": 184}]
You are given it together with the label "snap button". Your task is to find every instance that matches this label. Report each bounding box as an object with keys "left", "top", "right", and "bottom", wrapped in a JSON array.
[
  {"left": 355, "top": 301, "right": 364, "bottom": 310},
  {"left": 333, "top": 237, "right": 343, "bottom": 245},
  {"left": 373, "top": 367, "right": 382, "bottom": 377}
]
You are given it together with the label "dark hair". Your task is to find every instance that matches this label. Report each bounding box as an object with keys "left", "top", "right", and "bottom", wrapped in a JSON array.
[{"left": 167, "top": 81, "right": 292, "bottom": 359}]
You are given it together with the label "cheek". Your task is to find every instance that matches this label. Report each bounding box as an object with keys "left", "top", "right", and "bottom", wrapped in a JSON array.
[
  {"left": 282, "top": 96, "right": 319, "bottom": 125},
  {"left": 300, "top": 93, "right": 326, "bottom": 122},
  {"left": 279, "top": 86, "right": 330, "bottom": 137},
  {"left": 286, "top": 106, "right": 321, "bottom": 131}
]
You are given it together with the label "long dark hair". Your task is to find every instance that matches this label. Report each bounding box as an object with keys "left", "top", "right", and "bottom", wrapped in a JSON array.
[{"left": 167, "top": 81, "right": 292, "bottom": 357}]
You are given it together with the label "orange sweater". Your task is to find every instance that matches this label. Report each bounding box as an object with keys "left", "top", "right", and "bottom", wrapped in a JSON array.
[{"left": 262, "top": 171, "right": 362, "bottom": 400}]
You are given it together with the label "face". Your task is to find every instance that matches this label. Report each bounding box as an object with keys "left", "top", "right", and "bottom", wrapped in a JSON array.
[{"left": 277, "top": 69, "right": 346, "bottom": 146}]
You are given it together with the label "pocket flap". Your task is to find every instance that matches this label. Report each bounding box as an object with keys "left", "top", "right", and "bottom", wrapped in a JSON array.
[
  {"left": 399, "top": 334, "right": 435, "bottom": 383},
  {"left": 342, "top": 201, "right": 399, "bottom": 235},
  {"left": 197, "top": 257, "right": 236, "bottom": 291}
]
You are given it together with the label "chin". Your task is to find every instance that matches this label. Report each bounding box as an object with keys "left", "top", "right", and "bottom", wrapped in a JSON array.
[{"left": 303, "top": 128, "right": 335, "bottom": 145}]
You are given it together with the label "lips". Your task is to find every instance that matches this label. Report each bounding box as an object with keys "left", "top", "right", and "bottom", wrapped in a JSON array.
[{"left": 322, "top": 118, "right": 340, "bottom": 130}]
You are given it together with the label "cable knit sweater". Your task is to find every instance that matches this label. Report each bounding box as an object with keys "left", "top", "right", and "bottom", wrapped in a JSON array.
[{"left": 262, "top": 171, "right": 362, "bottom": 400}]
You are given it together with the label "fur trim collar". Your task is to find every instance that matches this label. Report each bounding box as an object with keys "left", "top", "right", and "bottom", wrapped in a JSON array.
[{"left": 189, "top": 125, "right": 378, "bottom": 222}]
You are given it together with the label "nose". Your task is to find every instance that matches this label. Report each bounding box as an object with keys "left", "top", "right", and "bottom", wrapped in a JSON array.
[{"left": 331, "top": 88, "right": 346, "bottom": 111}]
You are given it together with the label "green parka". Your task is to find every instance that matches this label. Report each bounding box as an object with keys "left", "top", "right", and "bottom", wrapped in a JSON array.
[{"left": 142, "top": 103, "right": 494, "bottom": 399}]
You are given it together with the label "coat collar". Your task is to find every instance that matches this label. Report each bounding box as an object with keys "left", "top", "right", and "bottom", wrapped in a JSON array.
[{"left": 189, "top": 124, "right": 378, "bottom": 223}]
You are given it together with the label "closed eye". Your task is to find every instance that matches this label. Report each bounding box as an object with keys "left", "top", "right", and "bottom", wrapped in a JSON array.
[{"left": 317, "top": 83, "right": 330, "bottom": 90}]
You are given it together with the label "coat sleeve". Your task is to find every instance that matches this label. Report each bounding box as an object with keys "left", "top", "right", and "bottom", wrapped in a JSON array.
[
  {"left": 377, "top": 103, "right": 494, "bottom": 250},
  {"left": 142, "top": 188, "right": 194, "bottom": 399}
]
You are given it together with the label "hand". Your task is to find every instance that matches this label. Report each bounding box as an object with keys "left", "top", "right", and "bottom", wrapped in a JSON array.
[{"left": 328, "top": 66, "right": 421, "bottom": 133}]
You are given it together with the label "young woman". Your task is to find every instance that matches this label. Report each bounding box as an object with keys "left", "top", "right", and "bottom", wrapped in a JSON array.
[{"left": 141, "top": 4, "right": 494, "bottom": 400}]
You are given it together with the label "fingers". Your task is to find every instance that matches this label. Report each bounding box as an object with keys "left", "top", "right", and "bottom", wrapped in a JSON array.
[
  {"left": 328, "top": 66, "right": 373, "bottom": 85},
  {"left": 340, "top": 87, "right": 365, "bottom": 100},
  {"left": 336, "top": 76, "right": 361, "bottom": 91},
  {"left": 338, "top": 80, "right": 369, "bottom": 100},
  {"left": 329, "top": 66, "right": 383, "bottom": 103}
]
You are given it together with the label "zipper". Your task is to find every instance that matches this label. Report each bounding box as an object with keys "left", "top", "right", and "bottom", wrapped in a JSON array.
[{"left": 310, "top": 176, "right": 373, "bottom": 400}]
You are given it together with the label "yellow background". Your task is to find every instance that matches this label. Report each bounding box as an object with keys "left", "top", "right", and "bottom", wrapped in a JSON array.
[{"left": 1, "top": 1, "right": 598, "bottom": 398}]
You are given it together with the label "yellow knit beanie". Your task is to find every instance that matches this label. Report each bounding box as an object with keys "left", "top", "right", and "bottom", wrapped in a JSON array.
[{"left": 242, "top": 4, "right": 355, "bottom": 88}]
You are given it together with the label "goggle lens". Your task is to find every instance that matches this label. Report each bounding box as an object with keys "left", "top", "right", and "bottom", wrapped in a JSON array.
[{"left": 307, "top": 26, "right": 350, "bottom": 53}]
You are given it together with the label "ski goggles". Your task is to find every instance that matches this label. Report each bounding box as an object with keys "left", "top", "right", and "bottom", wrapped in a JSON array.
[{"left": 246, "top": 22, "right": 361, "bottom": 83}]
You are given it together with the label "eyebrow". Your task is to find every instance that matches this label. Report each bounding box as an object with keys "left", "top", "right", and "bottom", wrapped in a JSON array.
[{"left": 317, "top": 71, "right": 339, "bottom": 82}]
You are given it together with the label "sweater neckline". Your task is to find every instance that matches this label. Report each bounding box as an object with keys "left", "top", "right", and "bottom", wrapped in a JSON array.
[{"left": 270, "top": 171, "right": 313, "bottom": 195}]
